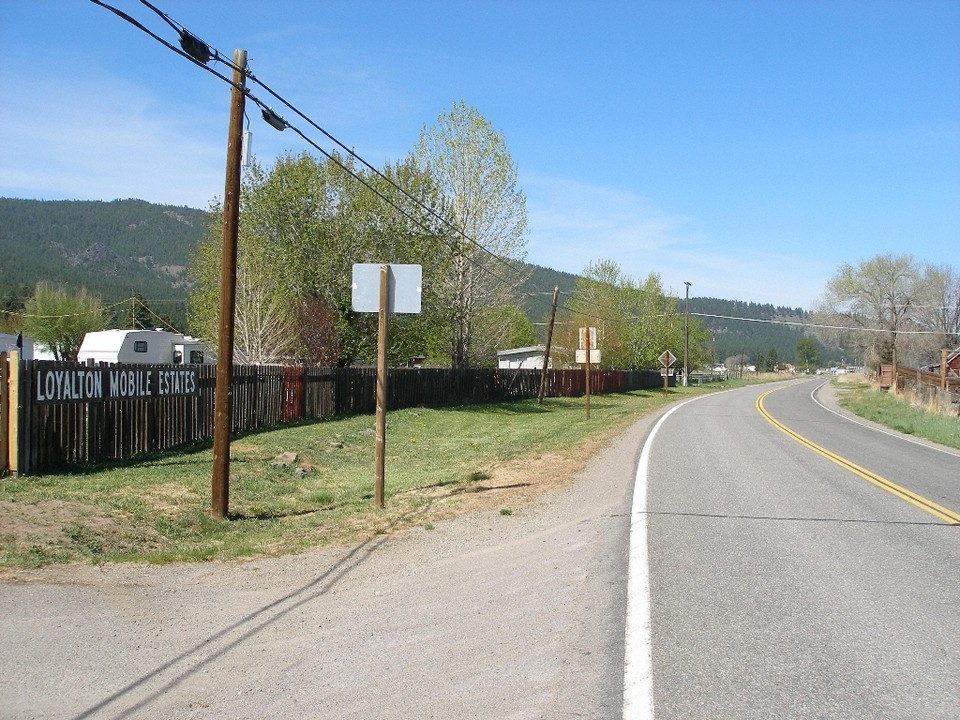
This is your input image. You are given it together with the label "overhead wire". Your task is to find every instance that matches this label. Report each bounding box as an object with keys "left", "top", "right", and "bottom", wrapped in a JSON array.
[
  {"left": 133, "top": 0, "right": 530, "bottom": 292},
  {"left": 91, "top": 2, "right": 950, "bottom": 340},
  {"left": 92, "top": 0, "right": 622, "bottom": 323}
]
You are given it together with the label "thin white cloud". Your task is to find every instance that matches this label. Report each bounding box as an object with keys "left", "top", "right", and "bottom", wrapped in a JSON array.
[
  {"left": 0, "top": 61, "right": 225, "bottom": 208},
  {"left": 521, "top": 173, "right": 832, "bottom": 308}
]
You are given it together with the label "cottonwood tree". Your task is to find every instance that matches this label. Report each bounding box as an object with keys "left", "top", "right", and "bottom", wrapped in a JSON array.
[
  {"left": 22, "top": 282, "right": 107, "bottom": 361},
  {"left": 562, "top": 260, "right": 708, "bottom": 370},
  {"left": 916, "top": 263, "right": 960, "bottom": 351},
  {"left": 813, "top": 254, "right": 935, "bottom": 368},
  {"left": 189, "top": 152, "right": 455, "bottom": 366},
  {"left": 413, "top": 100, "right": 528, "bottom": 368}
]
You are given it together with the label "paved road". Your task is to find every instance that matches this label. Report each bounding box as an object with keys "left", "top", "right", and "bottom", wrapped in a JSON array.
[
  {"left": 643, "top": 379, "right": 960, "bottom": 719},
  {"left": 4, "top": 381, "right": 958, "bottom": 719}
]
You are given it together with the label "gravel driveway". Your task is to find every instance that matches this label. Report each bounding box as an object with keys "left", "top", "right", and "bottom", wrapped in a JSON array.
[{"left": 1, "top": 411, "right": 661, "bottom": 719}]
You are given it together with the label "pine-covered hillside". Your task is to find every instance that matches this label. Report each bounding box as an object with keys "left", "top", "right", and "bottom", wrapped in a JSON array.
[
  {"left": 0, "top": 197, "right": 207, "bottom": 305},
  {"left": 0, "top": 198, "right": 834, "bottom": 365},
  {"left": 690, "top": 297, "right": 839, "bottom": 366}
]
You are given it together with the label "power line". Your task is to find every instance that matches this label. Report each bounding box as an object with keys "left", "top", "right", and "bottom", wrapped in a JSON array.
[
  {"left": 690, "top": 312, "right": 947, "bottom": 336},
  {"left": 91, "top": 1, "right": 632, "bottom": 324},
  {"left": 94, "top": 0, "right": 529, "bottom": 293}
]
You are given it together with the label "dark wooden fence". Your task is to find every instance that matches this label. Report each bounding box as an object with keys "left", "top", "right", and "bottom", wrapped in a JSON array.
[{"left": 7, "top": 359, "right": 667, "bottom": 475}]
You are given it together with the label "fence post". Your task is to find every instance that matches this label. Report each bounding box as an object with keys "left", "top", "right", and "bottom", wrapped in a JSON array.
[
  {"left": 4, "top": 352, "right": 19, "bottom": 475},
  {"left": 1, "top": 352, "right": 7, "bottom": 474}
]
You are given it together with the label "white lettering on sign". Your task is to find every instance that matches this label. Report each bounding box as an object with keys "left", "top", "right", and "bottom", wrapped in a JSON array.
[
  {"left": 109, "top": 369, "right": 154, "bottom": 398},
  {"left": 34, "top": 367, "right": 201, "bottom": 404},
  {"left": 157, "top": 369, "right": 197, "bottom": 396},
  {"left": 35, "top": 369, "right": 105, "bottom": 402}
]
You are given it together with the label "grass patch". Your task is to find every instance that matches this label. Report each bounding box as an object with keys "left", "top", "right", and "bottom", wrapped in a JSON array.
[
  {"left": 0, "top": 382, "right": 741, "bottom": 569},
  {"left": 835, "top": 382, "right": 960, "bottom": 449}
]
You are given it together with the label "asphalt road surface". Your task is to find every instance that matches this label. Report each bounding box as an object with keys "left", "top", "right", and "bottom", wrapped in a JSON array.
[
  {"left": 643, "top": 379, "right": 960, "bottom": 719},
  {"left": 2, "top": 380, "right": 958, "bottom": 719}
]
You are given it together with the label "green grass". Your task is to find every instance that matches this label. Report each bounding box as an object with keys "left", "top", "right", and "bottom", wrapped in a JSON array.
[
  {"left": 0, "top": 382, "right": 739, "bottom": 569},
  {"left": 835, "top": 382, "right": 960, "bottom": 450}
]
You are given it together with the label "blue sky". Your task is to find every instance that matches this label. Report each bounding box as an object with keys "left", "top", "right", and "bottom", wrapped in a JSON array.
[{"left": 2, "top": 0, "right": 958, "bottom": 309}]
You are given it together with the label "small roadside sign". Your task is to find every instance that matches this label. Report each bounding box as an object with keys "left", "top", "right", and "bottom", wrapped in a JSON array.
[{"left": 659, "top": 350, "right": 677, "bottom": 367}]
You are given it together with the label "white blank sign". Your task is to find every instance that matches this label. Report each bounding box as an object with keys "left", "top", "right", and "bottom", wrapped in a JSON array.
[{"left": 351, "top": 263, "right": 422, "bottom": 314}]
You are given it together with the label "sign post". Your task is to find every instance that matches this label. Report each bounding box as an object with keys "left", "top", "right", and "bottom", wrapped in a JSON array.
[
  {"left": 659, "top": 349, "right": 677, "bottom": 395},
  {"left": 352, "top": 263, "right": 422, "bottom": 509},
  {"left": 579, "top": 327, "right": 598, "bottom": 419}
]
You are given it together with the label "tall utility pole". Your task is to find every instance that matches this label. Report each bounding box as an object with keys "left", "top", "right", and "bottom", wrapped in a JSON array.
[
  {"left": 683, "top": 281, "right": 691, "bottom": 387},
  {"left": 537, "top": 286, "right": 559, "bottom": 405},
  {"left": 211, "top": 49, "right": 246, "bottom": 520}
]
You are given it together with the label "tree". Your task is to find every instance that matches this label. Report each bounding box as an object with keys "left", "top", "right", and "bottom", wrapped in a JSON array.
[
  {"left": 813, "top": 254, "right": 925, "bottom": 369},
  {"left": 471, "top": 305, "right": 538, "bottom": 367},
  {"left": 22, "top": 282, "right": 107, "bottom": 360},
  {"left": 916, "top": 264, "right": 960, "bottom": 350},
  {"left": 413, "top": 100, "right": 528, "bottom": 368},
  {"left": 796, "top": 337, "right": 820, "bottom": 372},
  {"left": 725, "top": 353, "right": 751, "bottom": 378},
  {"left": 814, "top": 255, "right": 960, "bottom": 369},
  {"left": 562, "top": 260, "right": 710, "bottom": 370},
  {"left": 189, "top": 152, "right": 454, "bottom": 366}
]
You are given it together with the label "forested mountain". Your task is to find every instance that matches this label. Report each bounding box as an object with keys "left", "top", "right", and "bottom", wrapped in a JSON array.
[
  {"left": 0, "top": 197, "right": 207, "bottom": 308},
  {"left": 1, "top": 198, "right": 833, "bottom": 365},
  {"left": 517, "top": 264, "right": 579, "bottom": 325},
  {"left": 690, "top": 297, "right": 840, "bottom": 366}
]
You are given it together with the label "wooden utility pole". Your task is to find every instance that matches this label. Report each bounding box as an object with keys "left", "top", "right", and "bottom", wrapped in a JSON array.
[
  {"left": 211, "top": 49, "right": 246, "bottom": 519},
  {"left": 374, "top": 264, "right": 390, "bottom": 509},
  {"left": 537, "top": 286, "right": 559, "bottom": 405}
]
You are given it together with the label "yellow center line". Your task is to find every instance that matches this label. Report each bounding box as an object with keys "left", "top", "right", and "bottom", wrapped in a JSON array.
[{"left": 756, "top": 387, "right": 960, "bottom": 526}]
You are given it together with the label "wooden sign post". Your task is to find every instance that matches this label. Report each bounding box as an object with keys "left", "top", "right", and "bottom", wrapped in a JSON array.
[{"left": 352, "top": 263, "right": 422, "bottom": 509}]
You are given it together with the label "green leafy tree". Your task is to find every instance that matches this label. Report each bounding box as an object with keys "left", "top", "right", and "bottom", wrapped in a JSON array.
[
  {"left": 413, "top": 100, "right": 529, "bottom": 368},
  {"left": 470, "top": 305, "right": 538, "bottom": 366},
  {"left": 796, "top": 337, "right": 820, "bottom": 373},
  {"left": 189, "top": 152, "right": 454, "bottom": 366},
  {"left": 22, "top": 282, "right": 107, "bottom": 361},
  {"left": 563, "top": 261, "right": 707, "bottom": 370}
]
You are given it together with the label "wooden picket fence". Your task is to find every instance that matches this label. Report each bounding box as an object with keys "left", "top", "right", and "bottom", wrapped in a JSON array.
[{"left": 2, "top": 356, "right": 668, "bottom": 475}]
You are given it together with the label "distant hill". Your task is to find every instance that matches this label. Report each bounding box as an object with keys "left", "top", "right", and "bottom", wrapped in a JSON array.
[
  {"left": 517, "top": 264, "right": 580, "bottom": 325},
  {"left": 689, "top": 297, "right": 839, "bottom": 366},
  {"left": 0, "top": 197, "right": 206, "bottom": 307},
  {"left": 0, "top": 198, "right": 836, "bottom": 365}
]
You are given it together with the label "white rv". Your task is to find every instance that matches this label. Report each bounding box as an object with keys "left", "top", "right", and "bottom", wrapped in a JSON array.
[{"left": 77, "top": 330, "right": 214, "bottom": 365}]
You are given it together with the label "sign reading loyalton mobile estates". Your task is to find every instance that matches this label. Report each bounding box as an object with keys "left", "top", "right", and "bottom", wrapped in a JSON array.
[{"left": 34, "top": 366, "right": 201, "bottom": 404}]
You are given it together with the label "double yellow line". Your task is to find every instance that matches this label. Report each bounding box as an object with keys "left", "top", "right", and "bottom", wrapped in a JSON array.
[{"left": 757, "top": 388, "right": 960, "bottom": 526}]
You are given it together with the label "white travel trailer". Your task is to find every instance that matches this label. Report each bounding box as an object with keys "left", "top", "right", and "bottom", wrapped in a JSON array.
[{"left": 77, "top": 329, "right": 214, "bottom": 365}]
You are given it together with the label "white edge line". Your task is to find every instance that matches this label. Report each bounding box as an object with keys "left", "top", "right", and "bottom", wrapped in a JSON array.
[
  {"left": 623, "top": 396, "right": 700, "bottom": 720},
  {"left": 810, "top": 381, "right": 960, "bottom": 459}
]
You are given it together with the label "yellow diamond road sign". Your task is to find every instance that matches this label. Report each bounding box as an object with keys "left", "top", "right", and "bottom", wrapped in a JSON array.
[{"left": 659, "top": 350, "right": 677, "bottom": 367}]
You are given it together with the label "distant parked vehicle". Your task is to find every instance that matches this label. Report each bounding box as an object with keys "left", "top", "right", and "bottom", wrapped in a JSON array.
[{"left": 77, "top": 329, "right": 214, "bottom": 365}]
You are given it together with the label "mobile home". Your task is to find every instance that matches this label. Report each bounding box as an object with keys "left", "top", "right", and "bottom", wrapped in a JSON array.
[{"left": 77, "top": 329, "right": 213, "bottom": 365}]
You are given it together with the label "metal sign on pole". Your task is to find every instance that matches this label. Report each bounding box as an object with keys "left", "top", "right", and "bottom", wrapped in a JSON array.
[
  {"left": 579, "top": 327, "right": 598, "bottom": 419},
  {"left": 351, "top": 263, "right": 422, "bottom": 509},
  {"left": 659, "top": 349, "right": 676, "bottom": 395}
]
